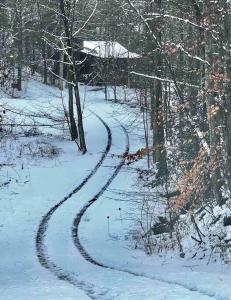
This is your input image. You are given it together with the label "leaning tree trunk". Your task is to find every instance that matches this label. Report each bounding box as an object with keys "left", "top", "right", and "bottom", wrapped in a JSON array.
[
  {"left": 59, "top": 0, "right": 87, "bottom": 153},
  {"left": 68, "top": 71, "right": 78, "bottom": 141}
]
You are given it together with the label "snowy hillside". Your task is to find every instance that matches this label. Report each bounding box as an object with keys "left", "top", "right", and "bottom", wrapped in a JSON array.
[{"left": 0, "top": 80, "right": 230, "bottom": 300}]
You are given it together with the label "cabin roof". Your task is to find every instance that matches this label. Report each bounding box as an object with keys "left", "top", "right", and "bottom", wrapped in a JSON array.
[{"left": 81, "top": 41, "right": 140, "bottom": 59}]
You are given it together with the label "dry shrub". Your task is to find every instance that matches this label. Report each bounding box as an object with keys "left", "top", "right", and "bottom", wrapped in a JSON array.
[
  {"left": 171, "top": 148, "right": 209, "bottom": 210},
  {"left": 170, "top": 146, "right": 223, "bottom": 211}
]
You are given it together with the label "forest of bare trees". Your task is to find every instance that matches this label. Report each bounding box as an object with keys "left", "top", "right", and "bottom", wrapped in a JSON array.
[{"left": 1, "top": 0, "right": 231, "bottom": 261}]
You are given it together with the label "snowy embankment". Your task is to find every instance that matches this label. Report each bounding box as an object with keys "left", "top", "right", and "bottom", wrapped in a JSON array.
[{"left": 0, "top": 80, "right": 231, "bottom": 300}]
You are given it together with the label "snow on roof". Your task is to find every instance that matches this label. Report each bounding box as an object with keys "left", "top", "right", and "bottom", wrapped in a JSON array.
[{"left": 82, "top": 41, "right": 140, "bottom": 59}]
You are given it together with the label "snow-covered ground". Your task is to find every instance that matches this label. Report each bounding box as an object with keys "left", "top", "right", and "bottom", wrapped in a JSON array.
[{"left": 0, "top": 80, "right": 231, "bottom": 300}]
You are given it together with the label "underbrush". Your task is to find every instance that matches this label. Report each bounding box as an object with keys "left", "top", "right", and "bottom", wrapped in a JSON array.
[
  {"left": 0, "top": 128, "right": 60, "bottom": 191},
  {"left": 129, "top": 162, "right": 231, "bottom": 264}
]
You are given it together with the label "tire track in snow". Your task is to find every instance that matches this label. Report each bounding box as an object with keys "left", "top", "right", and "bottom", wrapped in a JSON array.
[
  {"left": 71, "top": 128, "right": 222, "bottom": 300},
  {"left": 35, "top": 112, "right": 112, "bottom": 294},
  {"left": 72, "top": 124, "right": 129, "bottom": 268}
]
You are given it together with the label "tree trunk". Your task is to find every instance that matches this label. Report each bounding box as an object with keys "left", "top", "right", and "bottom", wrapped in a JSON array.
[
  {"left": 204, "top": 2, "right": 224, "bottom": 206},
  {"left": 223, "top": 3, "right": 231, "bottom": 191},
  {"left": 59, "top": 0, "right": 87, "bottom": 153},
  {"left": 68, "top": 72, "right": 78, "bottom": 141},
  {"left": 58, "top": 51, "right": 64, "bottom": 90},
  {"left": 17, "top": 2, "right": 23, "bottom": 91},
  {"left": 42, "top": 41, "right": 48, "bottom": 84},
  {"left": 150, "top": 0, "right": 167, "bottom": 180}
]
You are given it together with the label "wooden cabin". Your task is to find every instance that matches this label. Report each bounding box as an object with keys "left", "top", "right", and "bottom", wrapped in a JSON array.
[{"left": 52, "top": 41, "right": 141, "bottom": 87}]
